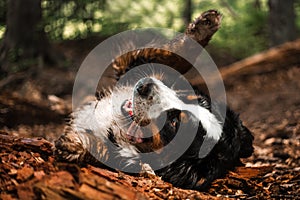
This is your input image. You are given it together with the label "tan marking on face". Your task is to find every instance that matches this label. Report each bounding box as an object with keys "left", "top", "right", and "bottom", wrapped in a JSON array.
[
  {"left": 187, "top": 95, "right": 198, "bottom": 101},
  {"left": 180, "top": 112, "right": 189, "bottom": 124},
  {"left": 150, "top": 122, "right": 164, "bottom": 152},
  {"left": 152, "top": 73, "right": 164, "bottom": 81}
]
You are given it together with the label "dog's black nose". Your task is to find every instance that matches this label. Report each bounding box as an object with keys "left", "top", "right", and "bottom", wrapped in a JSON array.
[{"left": 136, "top": 78, "right": 154, "bottom": 97}]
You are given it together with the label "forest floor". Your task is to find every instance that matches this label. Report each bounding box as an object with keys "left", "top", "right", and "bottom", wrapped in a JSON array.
[{"left": 0, "top": 38, "right": 299, "bottom": 199}]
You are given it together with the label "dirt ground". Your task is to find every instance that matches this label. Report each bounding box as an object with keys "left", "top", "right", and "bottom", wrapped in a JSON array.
[{"left": 0, "top": 39, "right": 299, "bottom": 199}]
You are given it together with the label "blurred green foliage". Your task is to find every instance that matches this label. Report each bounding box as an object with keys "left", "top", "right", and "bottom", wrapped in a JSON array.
[
  {"left": 0, "top": 0, "right": 299, "bottom": 59},
  {"left": 194, "top": 0, "right": 269, "bottom": 59},
  {"left": 40, "top": 0, "right": 184, "bottom": 40}
]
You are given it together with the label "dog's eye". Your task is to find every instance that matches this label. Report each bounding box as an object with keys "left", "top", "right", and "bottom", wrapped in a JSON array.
[{"left": 171, "top": 117, "right": 179, "bottom": 127}]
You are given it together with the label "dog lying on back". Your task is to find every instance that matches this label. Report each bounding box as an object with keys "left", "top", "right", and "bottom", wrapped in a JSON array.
[{"left": 55, "top": 71, "right": 254, "bottom": 190}]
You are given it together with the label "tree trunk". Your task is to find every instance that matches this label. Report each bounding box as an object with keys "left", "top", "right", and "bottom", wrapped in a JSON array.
[
  {"left": 182, "top": 0, "right": 192, "bottom": 28},
  {"left": 0, "top": 0, "right": 55, "bottom": 73},
  {"left": 268, "top": 0, "right": 297, "bottom": 47}
]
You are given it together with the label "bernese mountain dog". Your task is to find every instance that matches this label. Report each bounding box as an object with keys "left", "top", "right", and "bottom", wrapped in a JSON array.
[{"left": 55, "top": 69, "right": 254, "bottom": 191}]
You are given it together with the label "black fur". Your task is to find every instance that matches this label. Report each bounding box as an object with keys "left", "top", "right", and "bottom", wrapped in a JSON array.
[
  {"left": 142, "top": 88, "right": 254, "bottom": 190},
  {"left": 116, "top": 84, "right": 254, "bottom": 190}
]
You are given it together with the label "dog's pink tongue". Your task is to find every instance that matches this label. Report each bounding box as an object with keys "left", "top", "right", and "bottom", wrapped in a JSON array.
[
  {"left": 123, "top": 99, "right": 133, "bottom": 117},
  {"left": 127, "top": 121, "right": 143, "bottom": 143}
]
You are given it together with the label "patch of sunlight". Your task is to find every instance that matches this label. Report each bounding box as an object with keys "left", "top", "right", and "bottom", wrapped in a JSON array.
[
  {"left": 63, "top": 21, "right": 91, "bottom": 39},
  {"left": 0, "top": 26, "right": 5, "bottom": 39},
  {"left": 77, "top": 22, "right": 87, "bottom": 33},
  {"left": 94, "top": 10, "right": 103, "bottom": 19},
  {"left": 63, "top": 22, "right": 76, "bottom": 39},
  {"left": 260, "top": 0, "right": 269, "bottom": 11},
  {"left": 41, "top": 0, "right": 49, "bottom": 9},
  {"left": 131, "top": 1, "right": 153, "bottom": 12},
  {"left": 92, "top": 23, "right": 102, "bottom": 32},
  {"left": 172, "top": 18, "right": 183, "bottom": 31},
  {"left": 62, "top": 1, "right": 76, "bottom": 18},
  {"left": 44, "top": 25, "right": 51, "bottom": 33}
]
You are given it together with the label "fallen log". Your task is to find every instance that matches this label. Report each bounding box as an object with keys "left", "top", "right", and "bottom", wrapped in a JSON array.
[
  {"left": 220, "top": 38, "right": 300, "bottom": 80},
  {"left": 190, "top": 38, "right": 300, "bottom": 86}
]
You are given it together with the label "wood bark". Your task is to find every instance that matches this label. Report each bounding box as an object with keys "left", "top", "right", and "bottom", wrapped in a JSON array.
[{"left": 2, "top": 133, "right": 298, "bottom": 199}]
